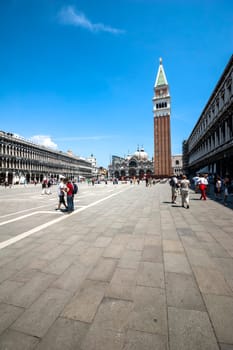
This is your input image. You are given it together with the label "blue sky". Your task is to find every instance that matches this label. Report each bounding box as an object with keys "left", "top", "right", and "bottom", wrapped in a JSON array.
[{"left": 0, "top": 0, "right": 232, "bottom": 167}]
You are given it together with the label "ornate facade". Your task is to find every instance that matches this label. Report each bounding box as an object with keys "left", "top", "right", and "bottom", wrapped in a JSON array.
[
  {"left": 183, "top": 55, "right": 233, "bottom": 177},
  {"left": 108, "top": 147, "right": 153, "bottom": 179},
  {"left": 171, "top": 155, "right": 183, "bottom": 176},
  {"left": 152, "top": 58, "right": 172, "bottom": 177},
  {"left": 0, "top": 131, "right": 92, "bottom": 184}
]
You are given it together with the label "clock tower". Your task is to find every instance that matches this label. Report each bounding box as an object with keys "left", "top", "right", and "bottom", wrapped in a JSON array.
[{"left": 152, "top": 58, "right": 172, "bottom": 177}]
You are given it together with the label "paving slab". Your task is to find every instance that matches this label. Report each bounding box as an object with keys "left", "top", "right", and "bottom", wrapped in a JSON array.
[
  {"left": 164, "top": 252, "right": 192, "bottom": 275},
  {"left": 126, "top": 237, "right": 144, "bottom": 250},
  {"left": 1, "top": 182, "right": 233, "bottom": 349},
  {"left": 0, "top": 280, "right": 24, "bottom": 303},
  {"left": 90, "top": 297, "right": 133, "bottom": 332},
  {"left": 0, "top": 329, "right": 39, "bottom": 350},
  {"left": 105, "top": 267, "right": 137, "bottom": 301},
  {"left": 51, "top": 262, "right": 90, "bottom": 292},
  {"left": 168, "top": 307, "right": 219, "bottom": 350},
  {"left": 123, "top": 329, "right": 168, "bottom": 350},
  {"left": 87, "top": 257, "right": 118, "bottom": 282},
  {"left": 117, "top": 249, "right": 141, "bottom": 269},
  {"left": 0, "top": 269, "right": 18, "bottom": 287},
  {"left": 184, "top": 247, "right": 217, "bottom": 268},
  {"left": 62, "top": 280, "right": 107, "bottom": 322},
  {"left": 6, "top": 272, "right": 57, "bottom": 308},
  {"left": 220, "top": 344, "right": 233, "bottom": 350},
  {"left": 165, "top": 272, "right": 205, "bottom": 311},
  {"left": 163, "top": 239, "right": 184, "bottom": 253},
  {"left": 80, "top": 327, "right": 125, "bottom": 350},
  {"left": 11, "top": 288, "right": 72, "bottom": 337},
  {"left": 203, "top": 294, "right": 233, "bottom": 344},
  {"left": 35, "top": 318, "right": 89, "bottom": 350},
  {"left": 0, "top": 303, "right": 24, "bottom": 335},
  {"left": 142, "top": 245, "right": 163, "bottom": 263},
  {"left": 127, "top": 285, "right": 167, "bottom": 335},
  {"left": 192, "top": 266, "right": 232, "bottom": 296},
  {"left": 136, "top": 262, "right": 164, "bottom": 288}
]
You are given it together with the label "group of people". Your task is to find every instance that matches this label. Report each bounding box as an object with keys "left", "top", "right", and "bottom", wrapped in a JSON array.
[
  {"left": 170, "top": 174, "right": 191, "bottom": 209},
  {"left": 170, "top": 172, "right": 232, "bottom": 208},
  {"left": 193, "top": 173, "right": 232, "bottom": 205},
  {"left": 56, "top": 177, "right": 78, "bottom": 213},
  {"left": 212, "top": 174, "right": 232, "bottom": 205},
  {"left": 41, "top": 178, "right": 53, "bottom": 195}
]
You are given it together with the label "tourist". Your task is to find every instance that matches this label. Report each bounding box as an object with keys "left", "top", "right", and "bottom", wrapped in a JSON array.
[
  {"left": 192, "top": 173, "right": 200, "bottom": 193},
  {"left": 55, "top": 177, "right": 67, "bottom": 211},
  {"left": 46, "top": 178, "right": 52, "bottom": 195},
  {"left": 180, "top": 174, "right": 190, "bottom": 209},
  {"left": 169, "top": 174, "right": 178, "bottom": 204},
  {"left": 66, "top": 179, "right": 74, "bottom": 213},
  {"left": 41, "top": 179, "right": 47, "bottom": 195},
  {"left": 198, "top": 174, "right": 208, "bottom": 200},
  {"left": 223, "top": 175, "right": 230, "bottom": 206},
  {"left": 215, "top": 175, "right": 222, "bottom": 200}
]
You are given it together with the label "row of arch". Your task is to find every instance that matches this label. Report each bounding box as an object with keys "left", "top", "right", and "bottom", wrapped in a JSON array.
[{"left": 113, "top": 168, "right": 153, "bottom": 179}]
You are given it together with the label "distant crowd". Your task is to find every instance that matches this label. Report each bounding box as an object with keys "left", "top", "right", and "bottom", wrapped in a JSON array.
[{"left": 169, "top": 173, "right": 233, "bottom": 208}]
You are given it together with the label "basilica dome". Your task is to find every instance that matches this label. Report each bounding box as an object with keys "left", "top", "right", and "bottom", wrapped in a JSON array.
[{"left": 133, "top": 148, "right": 148, "bottom": 161}]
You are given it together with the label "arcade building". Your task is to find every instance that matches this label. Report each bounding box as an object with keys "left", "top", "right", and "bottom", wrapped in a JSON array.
[
  {"left": 0, "top": 130, "right": 93, "bottom": 185},
  {"left": 183, "top": 55, "right": 233, "bottom": 178}
]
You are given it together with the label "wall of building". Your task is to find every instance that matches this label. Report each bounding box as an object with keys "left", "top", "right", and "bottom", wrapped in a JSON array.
[{"left": 183, "top": 55, "right": 233, "bottom": 178}]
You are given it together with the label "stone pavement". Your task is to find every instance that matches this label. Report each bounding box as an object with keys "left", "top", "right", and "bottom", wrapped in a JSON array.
[{"left": 0, "top": 181, "right": 233, "bottom": 349}]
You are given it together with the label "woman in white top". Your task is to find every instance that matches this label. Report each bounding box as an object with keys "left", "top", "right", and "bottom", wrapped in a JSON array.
[
  {"left": 198, "top": 174, "right": 208, "bottom": 200},
  {"left": 180, "top": 175, "right": 190, "bottom": 209}
]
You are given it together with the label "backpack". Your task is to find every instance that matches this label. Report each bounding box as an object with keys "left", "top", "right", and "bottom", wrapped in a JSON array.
[
  {"left": 169, "top": 178, "right": 175, "bottom": 187},
  {"left": 73, "top": 183, "right": 78, "bottom": 194}
]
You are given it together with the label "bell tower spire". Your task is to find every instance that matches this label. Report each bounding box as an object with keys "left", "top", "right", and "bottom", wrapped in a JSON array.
[
  {"left": 152, "top": 58, "right": 172, "bottom": 177},
  {"left": 154, "top": 57, "right": 168, "bottom": 87}
]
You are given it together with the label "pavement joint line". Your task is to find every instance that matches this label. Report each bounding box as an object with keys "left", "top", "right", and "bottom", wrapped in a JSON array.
[{"left": 0, "top": 186, "right": 132, "bottom": 250}]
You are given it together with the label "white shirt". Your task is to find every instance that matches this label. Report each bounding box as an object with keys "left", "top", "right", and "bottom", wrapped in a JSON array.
[
  {"left": 198, "top": 177, "right": 208, "bottom": 185},
  {"left": 58, "top": 182, "right": 66, "bottom": 196}
]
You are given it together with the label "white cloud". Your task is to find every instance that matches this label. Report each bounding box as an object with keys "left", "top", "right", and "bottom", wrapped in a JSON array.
[
  {"left": 30, "top": 135, "right": 58, "bottom": 149},
  {"left": 58, "top": 6, "right": 125, "bottom": 34}
]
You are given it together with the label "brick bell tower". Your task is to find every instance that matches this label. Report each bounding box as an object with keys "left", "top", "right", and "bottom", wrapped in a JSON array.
[{"left": 152, "top": 58, "right": 172, "bottom": 177}]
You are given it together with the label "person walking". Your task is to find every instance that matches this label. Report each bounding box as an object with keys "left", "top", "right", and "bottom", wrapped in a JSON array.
[
  {"left": 55, "top": 177, "right": 67, "bottom": 211},
  {"left": 66, "top": 179, "right": 74, "bottom": 213},
  {"left": 46, "top": 178, "right": 52, "bottom": 195},
  {"left": 169, "top": 174, "right": 178, "bottom": 204},
  {"left": 192, "top": 173, "right": 200, "bottom": 193},
  {"left": 180, "top": 175, "right": 190, "bottom": 209},
  {"left": 215, "top": 175, "right": 222, "bottom": 200},
  {"left": 223, "top": 175, "right": 230, "bottom": 206},
  {"left": 41, "top": 179, "right": 47, "bottom": 195},
  {"left": 198, "top": 174, "right": 208, "bottom": 200}
]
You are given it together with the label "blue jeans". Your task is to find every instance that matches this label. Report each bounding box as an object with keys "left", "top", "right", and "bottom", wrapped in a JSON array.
[{"left": 67, "top": 195, "right": 74, "bottom": 212}]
